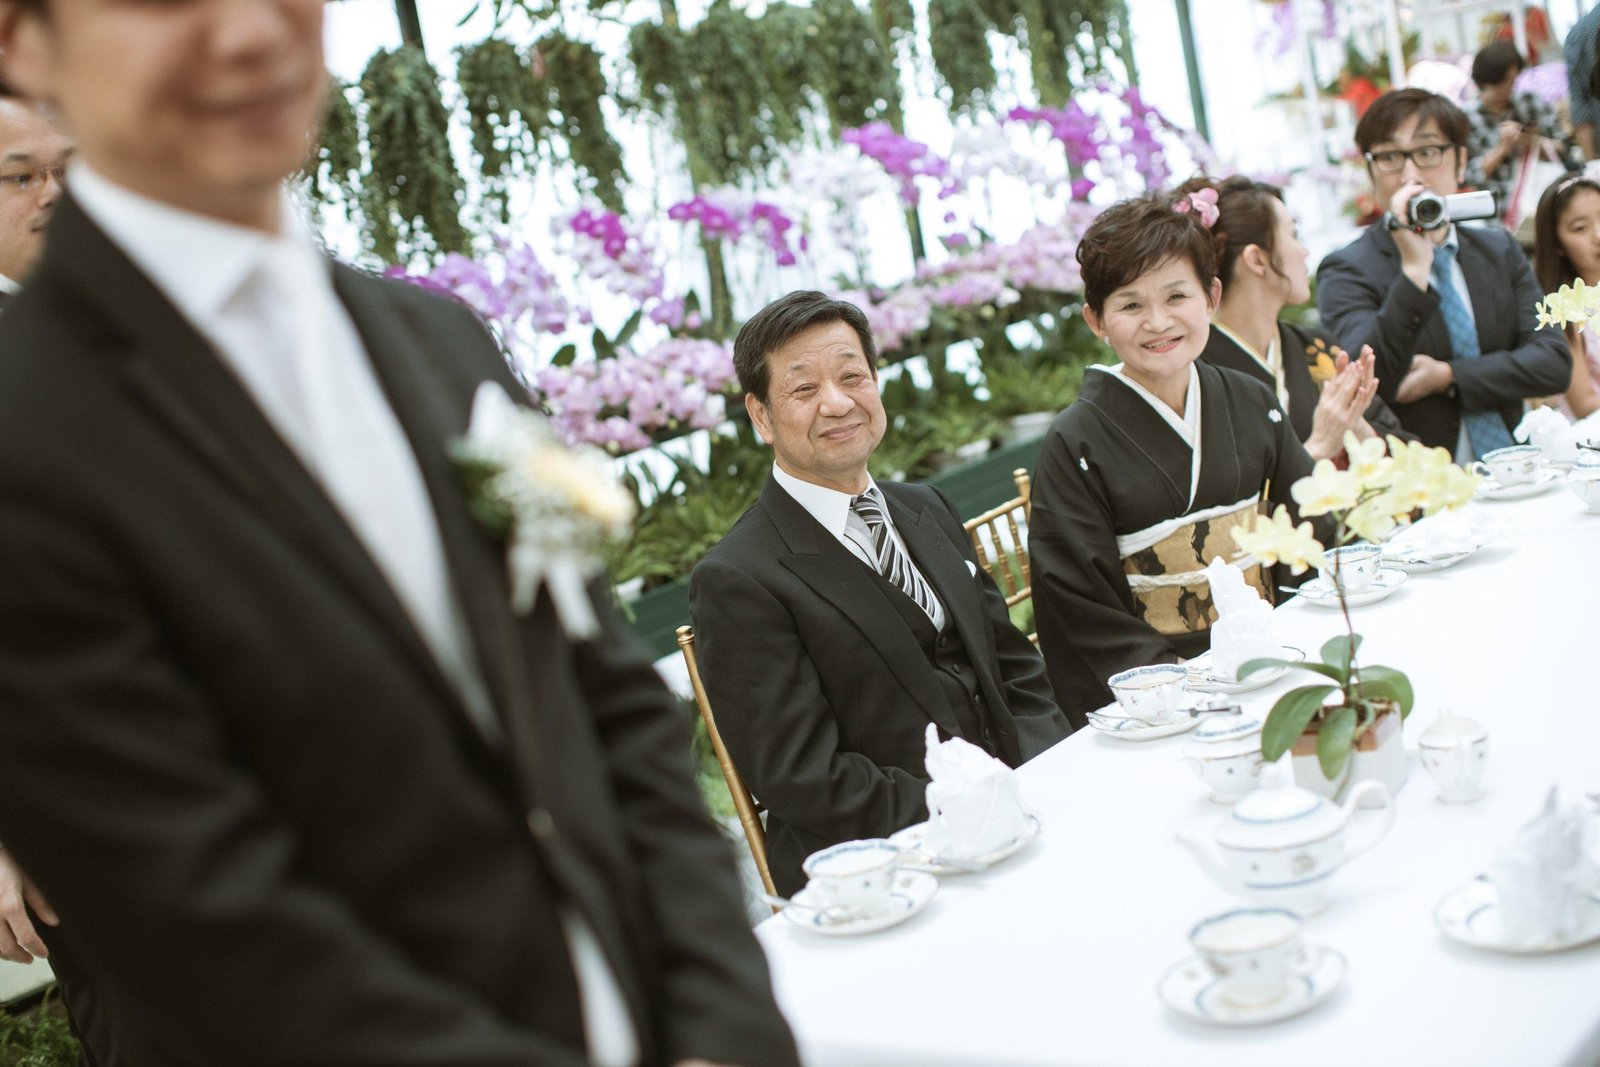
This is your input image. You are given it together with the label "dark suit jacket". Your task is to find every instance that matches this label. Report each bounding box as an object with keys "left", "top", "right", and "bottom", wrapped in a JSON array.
[
  {"left": 688, "top": 475, "right": 1068, "bottom": 895},
  {"left": 1199, "top": 320, "right": 1411, "bottom": 444},
  {"left": 0, "top": 196, "right": 797, "bottom": 1067},
  {"left": 1316, "top": 223, "right": 1570, "bottom": 449}
]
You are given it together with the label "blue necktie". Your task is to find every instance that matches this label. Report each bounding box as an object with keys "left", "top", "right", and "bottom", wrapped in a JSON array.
[{"left": 1432, "top": 244, "right": 1515, "bottom": 458}]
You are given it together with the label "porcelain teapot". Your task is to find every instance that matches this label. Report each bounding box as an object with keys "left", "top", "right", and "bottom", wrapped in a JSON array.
[
  {"left": 1179, "top": 713, "right": 1265, "bottom": 803},
  {"left": 1177, "top": 782, "right": 1395, "bottom": 914}
]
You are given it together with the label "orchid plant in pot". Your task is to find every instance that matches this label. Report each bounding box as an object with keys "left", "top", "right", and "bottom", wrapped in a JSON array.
[{"left": 1230, "top": 433, "right": 1480, "bottom": 798}]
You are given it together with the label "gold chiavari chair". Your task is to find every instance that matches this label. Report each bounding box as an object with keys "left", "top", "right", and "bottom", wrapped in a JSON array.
[
  {"left": 675, "top": 624, "right": 778, "bottom": 901},
  {"left": 962, "top": 468, "right": 1037, "bottom": 643}
]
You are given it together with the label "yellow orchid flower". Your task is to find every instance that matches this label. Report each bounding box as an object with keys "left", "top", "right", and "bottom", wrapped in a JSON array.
[
  {"left": 1232, "top": 505, "right": 1326, "bottom": 574},
  {"left": 1291, "top": 459, "right": 1361, "bottom": 517}
]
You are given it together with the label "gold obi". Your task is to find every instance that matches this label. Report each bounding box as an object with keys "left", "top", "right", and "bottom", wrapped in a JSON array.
[{"left": 1121, "top": 502, "right": 1271, "bottom": 637}]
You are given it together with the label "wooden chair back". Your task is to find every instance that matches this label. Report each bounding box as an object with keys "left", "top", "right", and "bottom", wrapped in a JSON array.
[
  {"left": 675, "top": 625, "right": 777, "bottom": 900},
  {"left": 963, "top": 466, "right": 1034, "bottom": 598}
]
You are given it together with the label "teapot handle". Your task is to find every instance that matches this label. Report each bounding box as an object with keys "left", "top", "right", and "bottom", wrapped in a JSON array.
[{"left": 1340, "top": 780, "right": 1396, "bottom": 862}]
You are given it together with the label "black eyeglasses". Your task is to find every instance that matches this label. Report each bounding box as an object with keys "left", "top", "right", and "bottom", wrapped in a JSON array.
[{"left": 1363, "top": 144, "right": 1455, "bottom": 174}]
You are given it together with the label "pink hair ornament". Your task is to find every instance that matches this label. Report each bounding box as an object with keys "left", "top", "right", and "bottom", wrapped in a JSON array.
[{"left": 1174, "top": 187, "right": 1219, "bottom": 229}]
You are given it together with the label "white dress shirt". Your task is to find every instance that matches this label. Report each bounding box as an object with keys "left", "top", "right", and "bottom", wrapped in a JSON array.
[
  {"left": 0, "top": 274, "right": 20, "bottom": 296},
  {"left": 771, "top": 462, "right": 947, "bottom": 630},
  {"left": 70, "top": 165, "right": 638, "bottom": 1067}
]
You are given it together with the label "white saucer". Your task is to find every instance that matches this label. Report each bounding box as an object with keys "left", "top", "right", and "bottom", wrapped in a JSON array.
[
  {"left": 890, "top": 814, "right": 1040, "bottom": 874},
  {"left": 1295, "top": 567, "right": 1407, "bottom": 608},
  {"left": 781, "top": 870, "right": 938, "bottom": 936},
  {"left": 1434, "top": 877, "right": 1600, "bottom": 953},
  {"left": 1086, "top": 704, "right": 1206, "bottom": 741},
  {"left": 1185, "top": 646, "right": 1306, "bottom": 694},
  {"left": 1380, "top": 534, "right": 1477, "bottom": 573},
  {"left": 1476, "top": 468, "right": 1561, "bottom": 500},
  {"left": 1158, "top": 945, "right": 1346, "bottom": 1026}
]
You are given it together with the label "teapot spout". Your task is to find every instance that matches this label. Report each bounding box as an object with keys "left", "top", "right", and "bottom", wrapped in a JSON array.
[{"left": 1175, "top": 829, "right": 1244, "bottom": 896}]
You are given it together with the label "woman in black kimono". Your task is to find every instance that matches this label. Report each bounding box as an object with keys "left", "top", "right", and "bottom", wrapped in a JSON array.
[
  {"left": 1030, "top": 191, "right": 1326, "bottom": 728},
  {"left": 1185, "top": 175, "right": 1411, "bottom": 458}
]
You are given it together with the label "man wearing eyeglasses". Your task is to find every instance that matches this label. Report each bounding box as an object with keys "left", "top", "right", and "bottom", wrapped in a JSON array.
[
  {"left": 1317, "top": 87, "right": 1569, "bottom": 457},
  {"left": 0, "top": 88, "right": 68, "bottom": 299}
]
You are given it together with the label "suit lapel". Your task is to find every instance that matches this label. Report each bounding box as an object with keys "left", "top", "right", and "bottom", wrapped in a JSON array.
[
  {"left": 42, "top": 197, "right": 489, "bottom": 750},
  {"left": 332, "top": 268, "right": 549, "bottom": 800},
  {"left": 762, "top": 479, "right": 962, "bottom": 737},
  {"left": 883, "top": 490, "right": 993, "bottom": 670}
]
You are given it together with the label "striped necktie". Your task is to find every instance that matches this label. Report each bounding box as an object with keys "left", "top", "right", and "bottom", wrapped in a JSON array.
[
  {"left": 1432, "top": 243, "right": 1516, "bottom": 458},
  {"left": 849, "top": 490, "right": 942, "bottom": 627}
]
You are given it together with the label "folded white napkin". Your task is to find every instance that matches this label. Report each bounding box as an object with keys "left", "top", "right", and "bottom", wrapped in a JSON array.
[
  {"left": 1515, "top": 407, "right": 1578, "bottom": 466},
  {"left": 1488, "top": 787, "right": 1600, "bottom": 947},
  {"left": 1409, "top": 513, "right": 1479, "bottom": 556},
  {"left": 922, "top": 723, "right": 1031, "bottom": 860},
  {"left": 1203, "top": 557, "right": 1279, "bottom": 680}
]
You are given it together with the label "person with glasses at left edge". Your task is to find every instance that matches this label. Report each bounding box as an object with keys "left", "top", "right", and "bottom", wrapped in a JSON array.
[
  {"left": 1317, "top": 87, "right": 1569, "bottom": 458},
  {"left": 0, "top": 81, "right": 68, "bottom": 304}
]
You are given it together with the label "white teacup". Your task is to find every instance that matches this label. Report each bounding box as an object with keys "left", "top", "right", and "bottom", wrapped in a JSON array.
[
  {"left": 1567, "top": 471, "right": 1600, "bottom": 514},
  {"left": 1418, "top": 714, "right": 1488, "bottom": 803},
  {"left": 1189, "top": 907, "right": 1318, "bottom": 1007},
  {"left": 1107, "top": 664, "right": 1188, "bottom": 724},
  {"left": 1317, "top": 544, "right": 1383, "bottom": 594},
  {"left": 801, "top": 839, "right": 900, "bottom": 917},
  {"left": 1471, "top": 444, "right": 1543, "bottom": 485}
]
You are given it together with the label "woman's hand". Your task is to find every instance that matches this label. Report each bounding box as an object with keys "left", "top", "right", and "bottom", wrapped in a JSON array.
[{"left": 1305, "top": 346, "right": 1378, "bottom": 460}]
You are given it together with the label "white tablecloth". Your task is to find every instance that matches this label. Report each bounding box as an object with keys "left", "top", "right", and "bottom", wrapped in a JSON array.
[{"left": 756, "top": 486, "right": 1600, "bottom": 1067}]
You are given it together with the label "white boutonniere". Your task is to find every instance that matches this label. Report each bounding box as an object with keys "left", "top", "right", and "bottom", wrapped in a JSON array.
[{"left": 454, "top": 382, "right": 635, "bottom": 641}]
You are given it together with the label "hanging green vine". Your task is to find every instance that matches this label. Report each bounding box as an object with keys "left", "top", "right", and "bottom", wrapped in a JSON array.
[
  {"left": 537, "top": 32, "right": 628, "bottom": 212},
  {"left": 305, "top": 78, "right": 364, "bottom": 210},
  {"left": 456, "top": 37, "right": 551, "bottom": 221},
  {"left": 627, "top": 2, "right": 818, "bottom": 186},
  {"left": 929, "top": 0, "right": 998, "bottom": 110},
  {"left": 976, "top": 0, "right": 1130, "bottom": 103},
  {"left": 358, "top": 45, "right": 468, "bottom": 262},
  {"left": 810, "top": 0, "right": 900, "bottom": 131}
]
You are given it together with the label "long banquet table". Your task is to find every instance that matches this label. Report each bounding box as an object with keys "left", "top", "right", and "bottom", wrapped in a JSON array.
[{"left": 755, "top": 485, "right": 1600, "bottom": 1067}]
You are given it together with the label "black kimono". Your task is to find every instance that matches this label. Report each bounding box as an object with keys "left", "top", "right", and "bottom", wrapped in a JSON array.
[
  {"left": 1029, "top": 360, "right": 1317, "bottom": 728},
  {"left": 1201, "top": 320, "right": 1411, "bottom": 446}
]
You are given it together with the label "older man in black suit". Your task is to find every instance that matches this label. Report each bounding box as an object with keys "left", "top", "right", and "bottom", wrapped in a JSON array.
[
  {"left": 0, "top": 1, "right": 796, "bottom": 1064},
  {"left": 1317, "top": 88, "right": 1569, "bottom": 457},
  {"left": 689, "top": 291, "right": 1069, "bottom": 896}
]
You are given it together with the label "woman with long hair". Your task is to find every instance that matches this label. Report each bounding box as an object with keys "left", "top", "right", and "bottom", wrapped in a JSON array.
[
  {"left": 1531, "top": 172, "right": 1600, "bottom": 418},
  {"left": 1180, "top": 175, "right": 1409, "bottom": 458}
]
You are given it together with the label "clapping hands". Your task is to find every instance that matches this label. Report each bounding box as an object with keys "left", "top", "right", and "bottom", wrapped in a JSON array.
[
  {"left": 0, "top": 847, "right": 57, "bottom": 964},
  {"left": 1306, "top": 344, "right": 1380, "bottom": 460}
]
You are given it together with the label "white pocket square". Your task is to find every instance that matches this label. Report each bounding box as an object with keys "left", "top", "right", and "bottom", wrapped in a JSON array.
[{"left": 966, "top": 560, "right": 978, "bottom": 577}]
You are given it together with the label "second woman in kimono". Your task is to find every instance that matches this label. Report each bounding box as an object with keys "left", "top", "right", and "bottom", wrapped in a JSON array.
[{"left": 1030, "top": 190, "right": 1323, "bottom": 727}]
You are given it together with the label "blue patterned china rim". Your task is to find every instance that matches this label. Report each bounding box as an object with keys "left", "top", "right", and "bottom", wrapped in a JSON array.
[
  {"left": 782, "top": 870, "right": 938, "bottom": 936},
  {"left": 1158, "top": 944, "right": 1345, "bottom": 1026},
  {"left": 1434, "top": 876, "right": 1600, "bottom": 954}
]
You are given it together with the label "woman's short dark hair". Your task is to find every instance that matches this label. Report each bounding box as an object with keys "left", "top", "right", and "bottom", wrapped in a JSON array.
[
  {"left": 1532, "top": 174, "right": 1600, "bottom": 296},
  {"left": 1471, "top": 41, "right": 1524, "bottom": 89},
  {"left": 1354, "top": 88, "right": 1472, "bottom": 155},
  {"left": 1076, "top": 191, "right": 1218, "bottom": 316},
  {"left": 1174, "top": 175, "right": 1286, "bottom": 289},
  {"left": 732, "top": 290, "right": 877, "bottom": 404}
]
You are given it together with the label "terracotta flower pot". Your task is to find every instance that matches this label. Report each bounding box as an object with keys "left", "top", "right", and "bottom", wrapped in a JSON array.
[{"left": 1290, "top": 699, "right": 1406, "bottom": 806}]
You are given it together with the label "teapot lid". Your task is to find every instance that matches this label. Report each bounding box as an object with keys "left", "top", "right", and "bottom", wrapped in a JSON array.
[
  {"left": 1216, "top": 787, "right": 1343, "bottom": 849},
  {"left": 1192, "top": 713, "right": 1264, "bottom": 744}
]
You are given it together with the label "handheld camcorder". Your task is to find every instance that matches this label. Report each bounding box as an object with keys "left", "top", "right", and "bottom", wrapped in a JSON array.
[{"left": 1404, "top": 189, "right": 1497, "bottom": 231}]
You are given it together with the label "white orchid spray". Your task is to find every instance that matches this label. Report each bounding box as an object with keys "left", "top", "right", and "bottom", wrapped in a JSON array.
[
  {"left": 454, "top": 382, "right": 636, "bottom": 641},
  {"left": 1230, "top": 434, "right": 1479, "bottom": 780}
]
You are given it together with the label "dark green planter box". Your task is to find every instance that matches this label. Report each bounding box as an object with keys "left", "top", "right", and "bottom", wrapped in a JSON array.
[{"left": 625, "top": 431, "right": 1049, "bottom": 660}]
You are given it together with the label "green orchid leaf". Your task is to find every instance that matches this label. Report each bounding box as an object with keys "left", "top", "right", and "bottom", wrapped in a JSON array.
[
  {"left": 1358, "top": 665, "right": 1415, "bottom": 717},
  {"left": 1277, "top": 661, "right": 1349, "bottom": 685},
  {"left": 1260, "top": 685, "right": 1337, "bottom": 763},
  {"left": 1317, "top": 703, "right": 1357, "bottom": 780},
  {"left": 1321, "top": 633, "right": 1363, "bottom": 674},
  {"left": 614, "top": 309, "right": 643, "bottom": 348}
]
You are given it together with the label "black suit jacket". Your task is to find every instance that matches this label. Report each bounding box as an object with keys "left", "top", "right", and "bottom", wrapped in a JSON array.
[
  {"left": 688, "top": 475, "right": 1068, "bottom": 895},
  {"left": 0, "top": 196, "right": 798, "bottom": 1066},
  {"left": 1316, "top": 223, "right": 1570, "bottom": 449}
]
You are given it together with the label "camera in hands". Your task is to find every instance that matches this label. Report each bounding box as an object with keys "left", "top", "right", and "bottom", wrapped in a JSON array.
[{"left": 1402, "top": 189, "right": 1497, "bottom": 231}]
